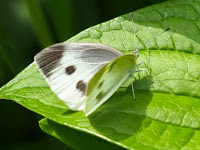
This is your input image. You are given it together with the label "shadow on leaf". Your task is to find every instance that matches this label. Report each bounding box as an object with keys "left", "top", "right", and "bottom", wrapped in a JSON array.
[{"left": 88, "top": 75, "right": 153, "bottom": 141}]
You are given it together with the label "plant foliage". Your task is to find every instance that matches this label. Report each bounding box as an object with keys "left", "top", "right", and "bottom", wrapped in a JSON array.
[{"left": 1, "top": 0, "right": 200, "bottom": 149}]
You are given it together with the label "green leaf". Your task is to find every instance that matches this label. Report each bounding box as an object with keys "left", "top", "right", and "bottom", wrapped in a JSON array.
[
  {"left": 1, "top": 0, "right": 200, "bottom": 149},
  {"left": 23, "top": 0, "right": 54, "bottom": 47},
  {"left": 39, "top": 118, "right": 125, "bottom": 150}
]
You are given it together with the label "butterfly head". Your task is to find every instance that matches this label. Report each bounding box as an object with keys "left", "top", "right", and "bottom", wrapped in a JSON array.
[{"left": 131, "top": 49, "right": 139, "bottom": 59}]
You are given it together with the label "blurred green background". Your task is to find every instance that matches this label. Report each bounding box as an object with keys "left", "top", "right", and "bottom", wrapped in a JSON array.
[{"left": 0, "top": 0, "right": 167, "bottom": 149}]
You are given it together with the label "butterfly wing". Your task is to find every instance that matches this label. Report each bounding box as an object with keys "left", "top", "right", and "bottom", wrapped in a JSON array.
[
  {"left": 34, "top": 42, "right": 123, "bottom": 110},
  {"left": 85, "top": 54, "right": 136, "bottom": 116}
]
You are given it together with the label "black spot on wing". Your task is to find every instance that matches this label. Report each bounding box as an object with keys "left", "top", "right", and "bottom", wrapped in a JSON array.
[
  {"left": 36, "top": 50, "right": 64, "bottom": 78},
  {"left": 96, "top": 91, "right": 104, "bottom": 100},
  {"left": 98, "top": 81, "right": 104, "bottom": 89},
  {"left": 50, "top": 45, "right": 65, "bottom": 50},
  {"left": 108, "top": 61, "right": 117, "bottom": 72},
  {"left": 65, "top": 65, "right": 76, "bottom": 75},
  {"left": 76, "top": 80, "right": 86, "bottom": 94}
]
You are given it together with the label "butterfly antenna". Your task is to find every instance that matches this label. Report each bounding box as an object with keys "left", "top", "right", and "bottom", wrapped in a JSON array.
[
  {"left": 137, "top": 27, "right": 171, "bottom": 50},
  {"left": 131, "top": 13, "right": 136, "bottom": 50},
  {"left": 130, "top": 13, "right": 137, "bottom": 100}
]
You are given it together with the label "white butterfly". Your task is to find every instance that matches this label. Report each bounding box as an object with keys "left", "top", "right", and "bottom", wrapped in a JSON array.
[{"left": 34, "top": 42, "right": 124, "bottom": 111}]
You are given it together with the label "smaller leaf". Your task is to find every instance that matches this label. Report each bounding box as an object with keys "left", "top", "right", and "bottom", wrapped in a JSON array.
[{"left": 39, "top": 118, "right": 125, "bottom": 150}]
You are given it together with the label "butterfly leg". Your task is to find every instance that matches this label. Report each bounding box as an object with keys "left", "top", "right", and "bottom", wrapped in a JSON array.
[
  {"left": 131, "top": 63, "right": 151, "bottom": 100},
  {"left": 135, "top": 69, "right": 146, "bottom": 72},
  {"left": 136, "top": 61, "right": 152, "bottom": 76},
  {"left": 136, "top": 63, "right": 157, "bottom": 85},
  {"left": 136, "top": 61, "right": 147, "bottom": 72},
  {"left": 136, "top": 62, "right": 144, "bottom": 67},
  {"left": 131, "top": 82, "right": 136, "bottom": 99}
]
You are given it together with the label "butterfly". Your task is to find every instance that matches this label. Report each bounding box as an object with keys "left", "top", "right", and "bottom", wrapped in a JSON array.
[
  {"left": 34, "top": 41, "right": 141, "bottom": 115},
  {"left": 34, "top": 42, "right": 125, "bottom": 111}
]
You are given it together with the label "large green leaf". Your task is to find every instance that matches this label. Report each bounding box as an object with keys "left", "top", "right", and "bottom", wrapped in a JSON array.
[{"left": 1, "top": 0, "right": 200, "bottom": 149}]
